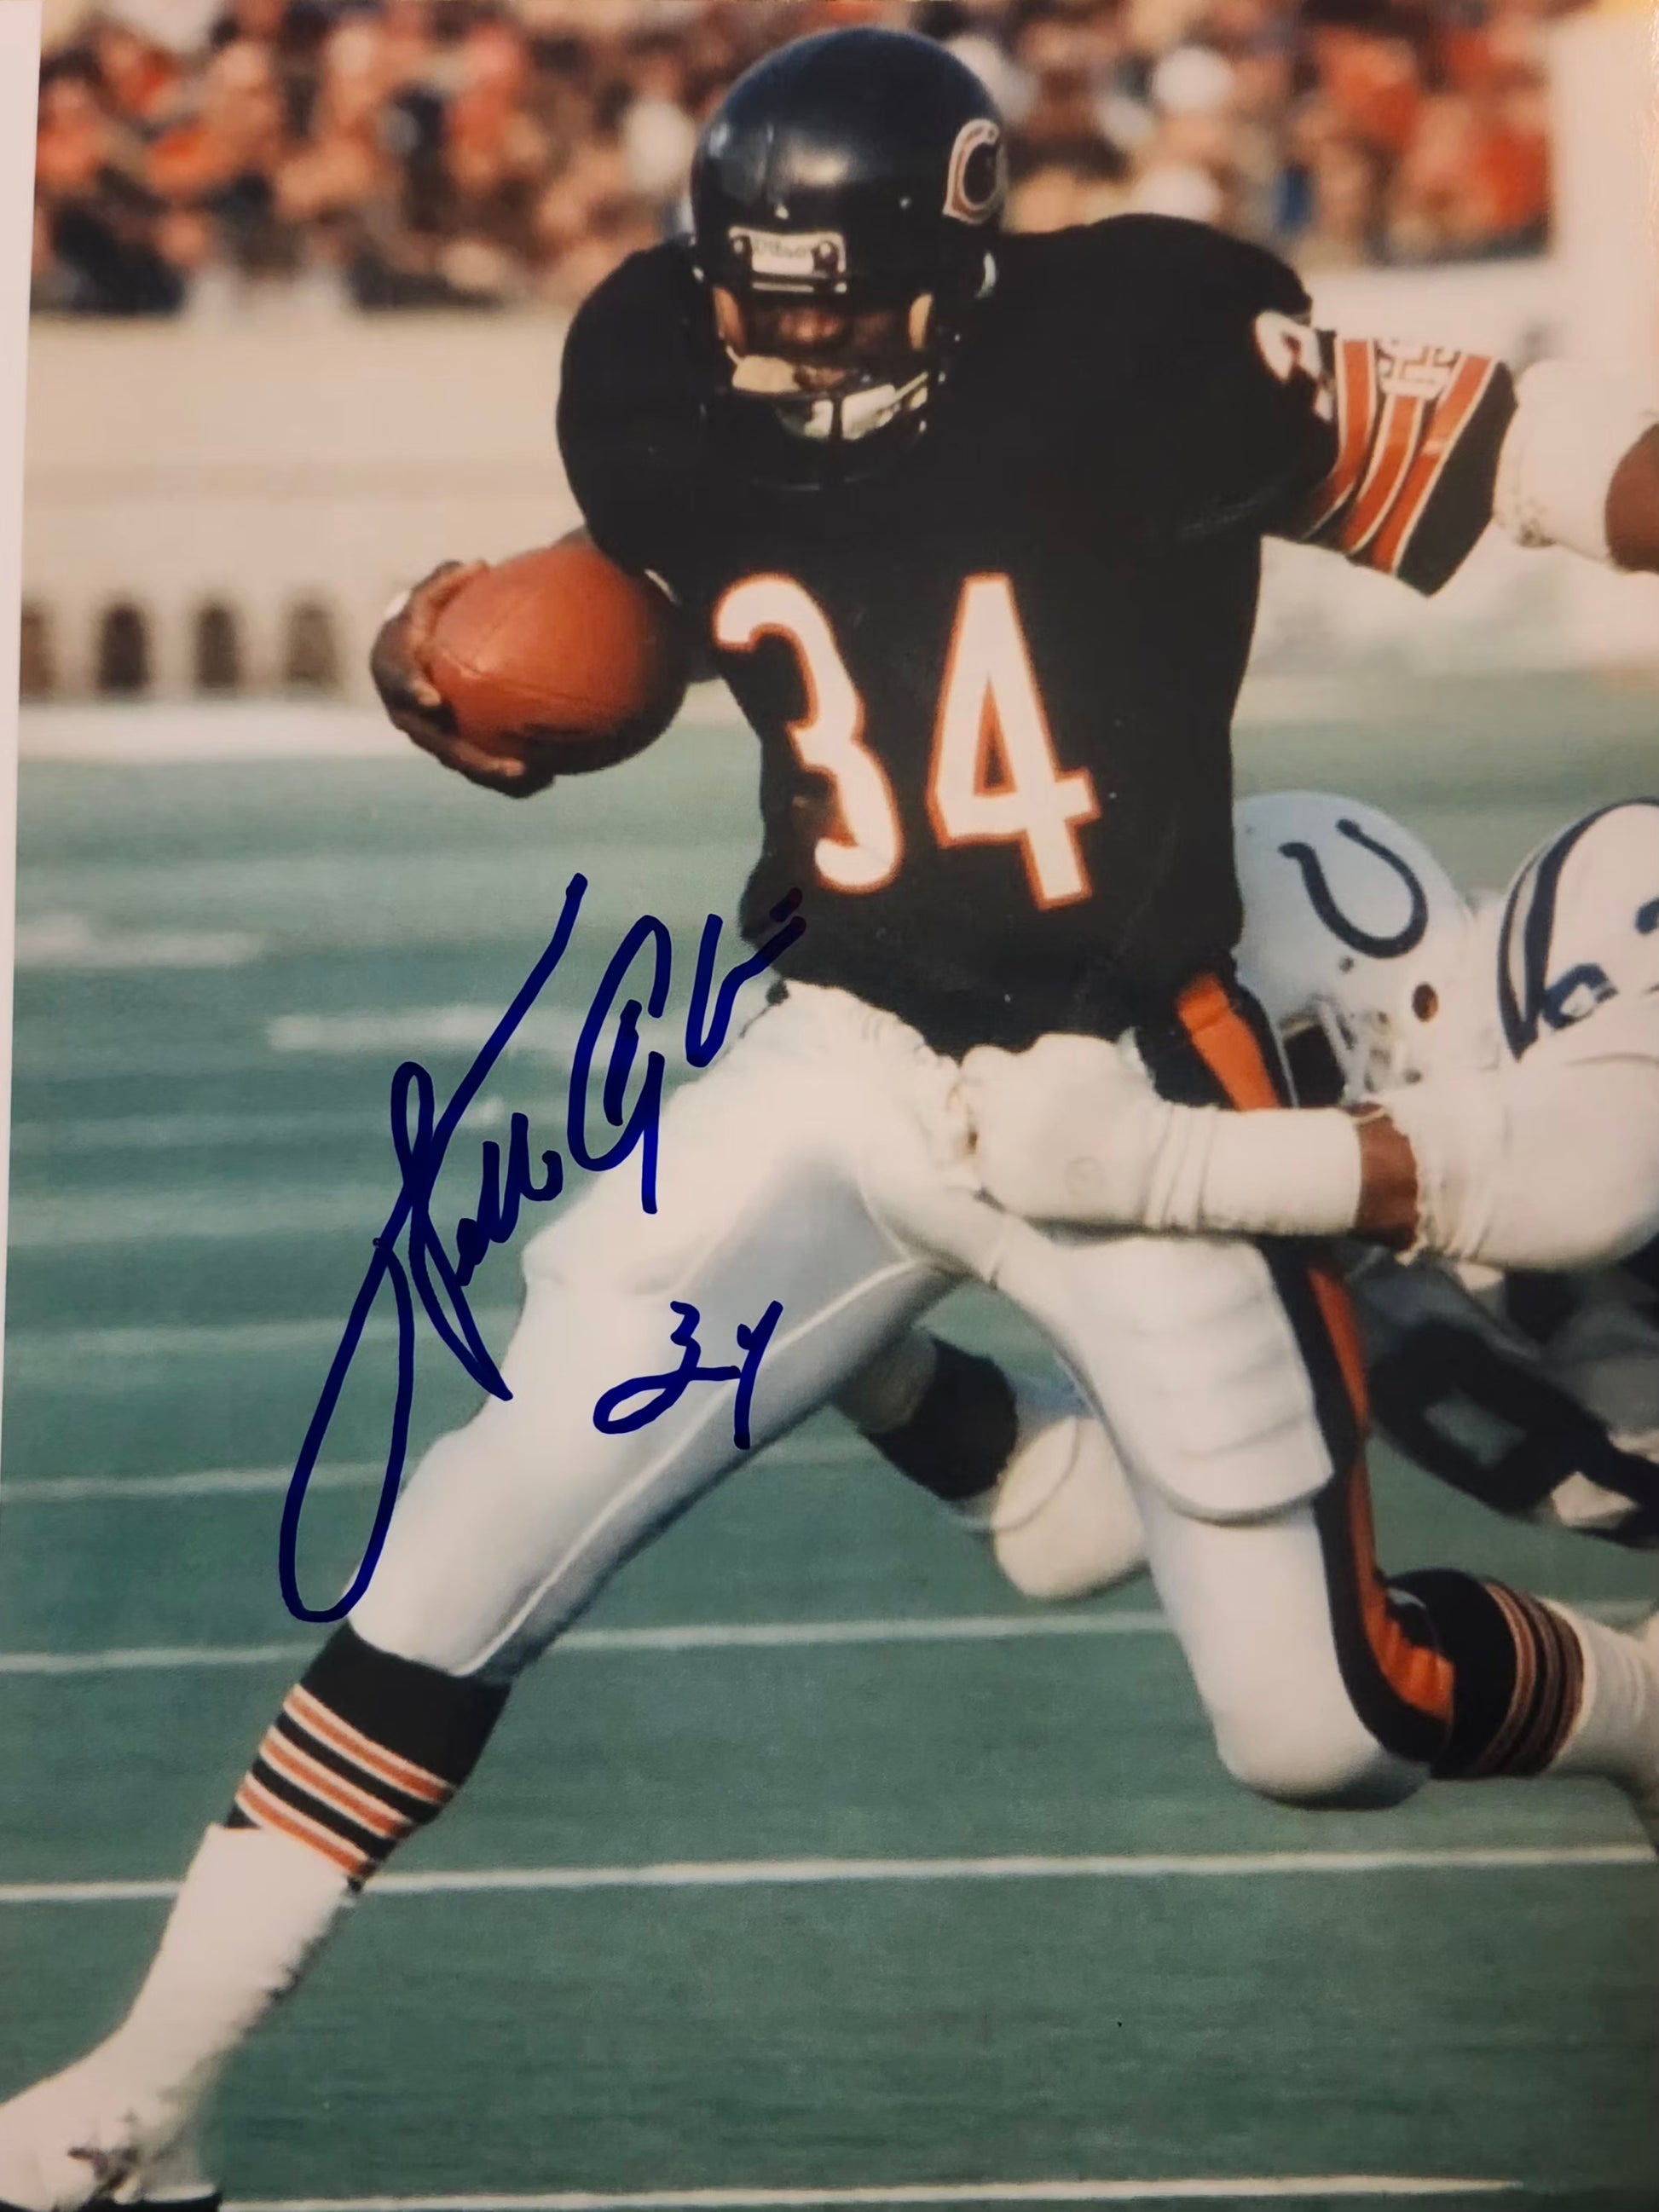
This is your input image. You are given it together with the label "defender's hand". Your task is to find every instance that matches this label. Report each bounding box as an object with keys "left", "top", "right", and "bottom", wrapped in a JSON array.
[
  {"left": 961, "top": 1034, "right": 1176, "bottom": 1227},
  {"left": 369, "top": 563, "right": 559, "bottom": 799}
]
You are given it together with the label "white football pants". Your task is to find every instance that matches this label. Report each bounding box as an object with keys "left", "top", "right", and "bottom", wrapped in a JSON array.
[{"left": 352, "top": 983, "right": 1436, "bottom": 1807}]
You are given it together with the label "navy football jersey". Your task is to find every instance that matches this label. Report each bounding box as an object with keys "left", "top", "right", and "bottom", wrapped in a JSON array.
[{"left": 558, "top": 217, "right": 1512, "bottom": 1056}]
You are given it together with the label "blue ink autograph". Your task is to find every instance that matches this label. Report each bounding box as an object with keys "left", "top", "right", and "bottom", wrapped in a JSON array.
[
  {"left": 594, "top": 1298, "right": 784, "bottom": 1450},
  {"left": 279, "top": 876, "right": 803, "bottom": 1625}
]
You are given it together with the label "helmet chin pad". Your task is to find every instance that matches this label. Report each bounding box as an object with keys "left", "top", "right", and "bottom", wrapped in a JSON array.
[{"left": 728, "top": 350, "right": 931, "bottom": 443}]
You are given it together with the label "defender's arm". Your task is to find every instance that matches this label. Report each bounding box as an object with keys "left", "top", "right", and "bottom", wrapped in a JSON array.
[{"left": 962, "top": 1020, "right": 1659, "bottom": 1272}]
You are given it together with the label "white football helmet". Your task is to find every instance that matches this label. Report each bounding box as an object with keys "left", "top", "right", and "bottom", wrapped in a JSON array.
[
  {"left": 1495, "top": 800, "right": 1659, "bottom": 1057},
  {"left": 1234, "top": 791, "right": 1477, "bottom": 1101}
]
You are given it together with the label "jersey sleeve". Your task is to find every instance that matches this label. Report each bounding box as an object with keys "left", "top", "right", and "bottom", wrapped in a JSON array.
[
  {"left": 1275, "top": 331, "right": 1517, "bottom": 595},
  {"left": 1064, "top": 217, "right": 1341, "bottom": 545},
  {"left": 555, "top": 245, "right": 706, "bottom": 579}
]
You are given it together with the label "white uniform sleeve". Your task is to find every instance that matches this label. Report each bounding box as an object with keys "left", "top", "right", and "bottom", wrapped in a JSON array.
[
  {"left": 1382, "top": 1011, "right": 1659, "bottom": 1270},
  {"left": 1492, "top": 361, "right": 1659, "bottom": 567}
]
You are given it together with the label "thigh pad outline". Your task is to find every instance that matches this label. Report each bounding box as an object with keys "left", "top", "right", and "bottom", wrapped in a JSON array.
[{"left": 999, "top": 1227, "right": 1334, "bottom": 1522}]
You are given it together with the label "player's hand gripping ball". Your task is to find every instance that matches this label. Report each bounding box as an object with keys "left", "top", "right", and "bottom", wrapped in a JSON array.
[{"left": 370, "top": 535, "right": 691, "bottom": 799}]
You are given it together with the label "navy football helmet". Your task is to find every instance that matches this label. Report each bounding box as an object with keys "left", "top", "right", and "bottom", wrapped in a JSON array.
[{"left": 689, "top": 28, "right": 1007, "bottom": 471}]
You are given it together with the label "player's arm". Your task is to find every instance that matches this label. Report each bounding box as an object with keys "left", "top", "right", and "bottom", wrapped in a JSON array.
[
  {"left": 1379, "top": 1016, "right": 1659, "bottom": 1268},
  {"left": 960, "top": 1019, "right": 1659, "bottom": 1270},
  {"left": 1266, "top": 326, "right": 1659, "bottom": 586}
]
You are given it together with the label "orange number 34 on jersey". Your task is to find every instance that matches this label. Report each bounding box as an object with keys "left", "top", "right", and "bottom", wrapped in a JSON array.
[{"left": 714, "top": 574, "right": 1101, "bottom": 910}]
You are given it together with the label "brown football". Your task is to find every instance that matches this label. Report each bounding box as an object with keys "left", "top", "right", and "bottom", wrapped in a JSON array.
[{"left": 425, "top": 534, "right": 691, "bottom": 772}]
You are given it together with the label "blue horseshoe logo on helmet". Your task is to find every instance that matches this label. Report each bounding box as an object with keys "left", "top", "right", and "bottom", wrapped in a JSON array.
[{"left": 1278, "top": 817, "right": 1430, "bottom": 960}]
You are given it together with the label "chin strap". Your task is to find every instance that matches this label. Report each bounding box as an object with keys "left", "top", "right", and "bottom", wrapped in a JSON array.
[{"left": 806, "top": 369, "right": 931, "bottom": 445}]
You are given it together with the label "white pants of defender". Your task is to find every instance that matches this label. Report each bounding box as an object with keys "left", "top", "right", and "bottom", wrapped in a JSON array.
[{"left": 352, "top": 985, "right": 1423, "bottom": 1808}]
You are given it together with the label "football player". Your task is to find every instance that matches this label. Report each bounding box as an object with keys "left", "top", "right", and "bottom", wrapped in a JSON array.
[
  {"left": 5, "top": 27, "right": 1659, "bottom": 2207},
  {"left": 962, "top": 790, "right": 1659, "bottom": 1555}
]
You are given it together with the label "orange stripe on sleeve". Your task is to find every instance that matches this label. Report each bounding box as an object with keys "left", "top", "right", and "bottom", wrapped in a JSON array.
[
  {"left": 1334, "top": 388, "right": 1430, "bottom": 557},
  {"left": 1298, "top": 337, "right": 1379, "bottom": 540},
  {"left": 1367, "top": 354, "right": 1499, "bottom": 578}
]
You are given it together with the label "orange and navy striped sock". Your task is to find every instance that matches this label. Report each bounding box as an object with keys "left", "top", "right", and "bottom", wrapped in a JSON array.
[
  {"left": 227, "top": 1626, "right": 507, "bottom": 1886},
  {"left": 1395, "top": 1568, "right": 1585, "bottom": 1779}
]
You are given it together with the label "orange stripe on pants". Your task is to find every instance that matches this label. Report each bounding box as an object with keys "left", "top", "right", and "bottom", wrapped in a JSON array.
[{"left": 1175, "top": 973, "right": 1454, "bottom": 1731}]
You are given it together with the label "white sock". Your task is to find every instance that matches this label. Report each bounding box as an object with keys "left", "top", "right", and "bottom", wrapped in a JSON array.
[
  {"left": 102, "top": 1822, "right": 352, "bottom": 2105},
  {"left": 1542, "top": 1604, "right": 1659, "bottom": 1839}
]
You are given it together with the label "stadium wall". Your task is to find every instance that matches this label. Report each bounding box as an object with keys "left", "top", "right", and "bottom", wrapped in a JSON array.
[{"left": 20, "top": 253, "right": 1656, "bottom": 706}]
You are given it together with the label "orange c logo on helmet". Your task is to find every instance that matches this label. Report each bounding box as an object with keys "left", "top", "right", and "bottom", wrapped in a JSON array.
[{"left": 943, "top": 119, "right": 1006, "bottom": 225}]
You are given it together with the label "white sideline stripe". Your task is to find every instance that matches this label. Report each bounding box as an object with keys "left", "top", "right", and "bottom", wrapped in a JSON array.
[
  {"left": 0, "top": 1598, "right": 1647, "bottom": 1677},
  {"left": 19, "top": 702, "right": 407, "bottom": 762},
  {"left": 221, "top": 2180, "right": 1520, "bottom": 2209},
  {"left": 0, "top": 1844, "right": 1645, "bottom": 1908}
]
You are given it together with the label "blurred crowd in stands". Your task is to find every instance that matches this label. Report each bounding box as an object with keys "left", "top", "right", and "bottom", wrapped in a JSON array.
[{"left": 33, "top": 0, "right": 1585, "bottom": 318}]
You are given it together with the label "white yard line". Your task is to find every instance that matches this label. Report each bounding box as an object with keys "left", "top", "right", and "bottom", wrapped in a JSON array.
[
  {"left": 9, "top": 1101, "right": 511, "bottom": 1156},
  {"left": 0, "top": 1843, "right": 1645, "bottom": 1911},
  {"left": 0, "top": 1460, "right": 384, "bottom": 1500},
  {"left": 0, "top": 1432, "right": 872, "bottom": 1499},
  {"left": 2, "top": 1308, "right": 517, "bottom": 1377},
  {"left": 5, "top": 1187, "right": 409, "bottom": 1251},
  {"left": 0, "top": 1642, "right": 319, "bottom": 1676},
  {"left": 0, "top": 1600, "right": 1647, "bottom": 1678},
  {"left": 0, "top": 1614, "right": 1164, "bottom": 1676},
  {"left": 221, "top": 2180, "right": 1521, "bottom": 2209}
]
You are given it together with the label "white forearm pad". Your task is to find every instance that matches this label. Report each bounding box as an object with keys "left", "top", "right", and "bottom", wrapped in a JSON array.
[
  {"left": 1493, "top": 360, "right": 1659, "bottom": 565},
  {"left": 1383, "top": 1056, "right": 1659, "bottom": 1270},
  {"left": 1148, "top": 1103, "right": 1363, "bottom": 1239}
]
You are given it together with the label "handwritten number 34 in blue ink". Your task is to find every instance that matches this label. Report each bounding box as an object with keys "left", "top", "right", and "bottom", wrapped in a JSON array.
[
  {"left": 594, "top": 1299, "right": 784, "bottom": 1450},
  {"left": 277, "top": 875, "right": 803, "bottom": 1626}
]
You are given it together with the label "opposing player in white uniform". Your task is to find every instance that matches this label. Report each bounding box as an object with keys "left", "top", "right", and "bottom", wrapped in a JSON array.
[{"left": 961, "top": 788, "right": 1659, "bottom": 1558}]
